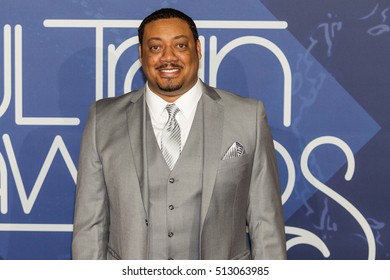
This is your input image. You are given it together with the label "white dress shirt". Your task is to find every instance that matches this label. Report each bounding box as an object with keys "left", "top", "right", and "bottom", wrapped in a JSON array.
[{"left": 145, "top": 79, "right": 203, "bottom": 149}]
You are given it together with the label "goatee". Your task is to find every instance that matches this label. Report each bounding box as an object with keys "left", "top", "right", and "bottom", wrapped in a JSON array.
[{"left": 157, "top": 80, "right": 183, "bottom": 92}]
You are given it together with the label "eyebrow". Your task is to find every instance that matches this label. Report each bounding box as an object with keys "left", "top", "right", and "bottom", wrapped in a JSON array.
[{"left": 146, "top": 35, "right": 190, "bottom": 43}]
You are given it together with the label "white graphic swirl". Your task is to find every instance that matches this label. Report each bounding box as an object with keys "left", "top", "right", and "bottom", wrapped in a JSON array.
[{"left": 301, "top": 136, "right": 376, "bottom": 259}]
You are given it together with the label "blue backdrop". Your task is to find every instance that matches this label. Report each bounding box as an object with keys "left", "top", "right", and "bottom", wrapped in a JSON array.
[{"left": 0, "top": 0, "right": 388, "bottom": 259}]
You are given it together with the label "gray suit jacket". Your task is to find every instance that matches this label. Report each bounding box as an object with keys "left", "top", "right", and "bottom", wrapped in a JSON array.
[{"left": 72, "top": 82, "right": 287, "bottom": 260}]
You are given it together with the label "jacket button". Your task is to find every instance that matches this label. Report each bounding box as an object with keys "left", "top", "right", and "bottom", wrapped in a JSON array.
[
  {"left": 169, "top": 178, "right": 175, "bottom": 183},
  {"left": 169, "top": 205, "right": 174, "bottom": 210},
  {"left": 145, "top": 219, "right": 148, "bottom": 226},
  {"left": 168, "top": 232, "right": 174, "bottom": 238},
  {"left": 168, "top": 257, "right": 174, "bottom": 260}
]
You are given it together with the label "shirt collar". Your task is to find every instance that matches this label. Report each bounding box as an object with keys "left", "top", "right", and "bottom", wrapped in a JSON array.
[{"left": 145, "top": 79, "right": 203, "bottom": 119}]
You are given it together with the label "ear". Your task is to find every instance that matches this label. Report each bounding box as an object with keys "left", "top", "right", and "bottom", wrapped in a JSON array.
[
  {"left": 196, "top": 39, "right": 202, "bottom": 60},
  {"left": 138, "top": 44, "right": 143, "bottom": 64}
]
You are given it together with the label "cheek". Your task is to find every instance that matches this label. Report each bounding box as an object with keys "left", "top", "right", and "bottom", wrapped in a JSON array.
[
  {"left": 143, "top": 60, "right": 158, "bottom": 74},
  {"left": 188, "top": 57, "right": 199, "bottom": 71},
  {"left": 143, "top": 54, "right": 159, "bottom": 65}
]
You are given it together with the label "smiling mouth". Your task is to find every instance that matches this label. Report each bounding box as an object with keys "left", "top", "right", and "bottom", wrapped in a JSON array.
[
  {"left": 157, "top": 66, "right": 182, "bottom": 79},
  {"left": 160, "top": 68, "right": 180, "bottom": 73},
  {"left": 156, "top": 63, "right": 182, "bottom": 72}
]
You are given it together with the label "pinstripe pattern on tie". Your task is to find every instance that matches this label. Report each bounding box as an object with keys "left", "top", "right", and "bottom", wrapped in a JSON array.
[{"left": 161, "top": 103, "right": 181, "bottom": 170}]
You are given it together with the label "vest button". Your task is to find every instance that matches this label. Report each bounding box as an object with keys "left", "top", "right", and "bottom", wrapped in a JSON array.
[
  {"left": 145, "top": 219, "right": 148, "bottom": 226},
  {"left": 169, "top": 178, "right": 175, "bottom": 183},
  {"left": 169, "top": 205, "right": 174, "bottom": 210},
  {"left": 168, "top": 232, "right": 174, "bottom": 238}
]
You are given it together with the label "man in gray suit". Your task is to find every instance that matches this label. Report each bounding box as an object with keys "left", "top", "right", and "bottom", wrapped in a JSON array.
[{"left": 72, "top": 8, "right": 287, "bottom": 260}]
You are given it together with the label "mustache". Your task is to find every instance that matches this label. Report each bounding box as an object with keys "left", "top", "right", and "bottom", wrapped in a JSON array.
[{"left": 156, "top": 63, "right": 182, "bottom": 70}]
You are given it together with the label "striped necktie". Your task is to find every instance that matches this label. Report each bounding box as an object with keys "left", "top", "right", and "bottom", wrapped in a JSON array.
[{"left": 161, "top": 103, "right": 181, "bottom": 170}]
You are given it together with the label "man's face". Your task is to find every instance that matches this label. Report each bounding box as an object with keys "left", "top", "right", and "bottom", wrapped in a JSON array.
[{"left": 139, "top": 18, "right": 202, "bottom": 102}]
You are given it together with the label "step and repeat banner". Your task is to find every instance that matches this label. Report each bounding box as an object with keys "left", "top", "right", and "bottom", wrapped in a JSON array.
[{"left": 0, "top": 0, "right": 388, "bottom": 259}]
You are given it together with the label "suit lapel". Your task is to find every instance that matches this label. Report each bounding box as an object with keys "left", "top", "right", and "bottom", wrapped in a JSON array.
[
  {"left": 200, "top": 83, "right": 224, "bottom": 232},
  {"left": 126, "top": 87, "right": 149, "bottom": 216}
]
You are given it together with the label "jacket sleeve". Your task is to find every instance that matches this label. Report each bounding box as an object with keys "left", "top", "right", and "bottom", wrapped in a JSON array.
[
  {"left": 247, "top": 101, "right": 287, "bottom": 259},
  {"left": 72, "top": 102, "right": 109, "bottom": 259}
]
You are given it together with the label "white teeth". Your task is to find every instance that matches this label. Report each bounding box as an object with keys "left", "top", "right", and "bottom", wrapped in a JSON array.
[{"left": 160, "top": 69, "right": 179, "bottom": 73}]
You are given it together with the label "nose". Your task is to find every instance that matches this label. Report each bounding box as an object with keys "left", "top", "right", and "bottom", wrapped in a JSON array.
[{"left": 160, "top": 46, "right": 178, "bottom": 63}]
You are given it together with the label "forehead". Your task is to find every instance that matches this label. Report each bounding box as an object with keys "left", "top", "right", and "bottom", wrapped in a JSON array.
[{"left": 143, "top": 18, "right": 192, "bottom": 40}]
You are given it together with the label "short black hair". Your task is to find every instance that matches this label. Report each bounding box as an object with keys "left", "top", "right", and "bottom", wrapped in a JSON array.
[{"left": 138, "top": 8, "right": 199, "bottom": 45}]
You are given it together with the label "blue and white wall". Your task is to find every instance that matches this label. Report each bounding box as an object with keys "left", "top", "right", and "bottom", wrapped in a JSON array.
[{"left": 0, "top": 0, "right": 388, "bottom": 259}]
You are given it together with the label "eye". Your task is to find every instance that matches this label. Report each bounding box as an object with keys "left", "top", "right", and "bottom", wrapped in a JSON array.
[
  {"left": 149, "top": 45, "right": 160, "bottom": 52},
  {"left": 177, "top": 43, "right": 187, "bottom": 49}
]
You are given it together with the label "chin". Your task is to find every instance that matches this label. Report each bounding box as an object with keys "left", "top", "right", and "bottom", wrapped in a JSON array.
[{"left": 157, "top": 82, "right": 183, "bottom": 93}]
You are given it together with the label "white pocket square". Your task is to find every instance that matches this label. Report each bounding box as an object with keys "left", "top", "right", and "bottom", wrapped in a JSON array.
[{"left": 222, "top": 142, "right": 246, "bottom": 160}]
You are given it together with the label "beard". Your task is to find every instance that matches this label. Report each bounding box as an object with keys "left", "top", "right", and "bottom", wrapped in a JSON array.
[
  {"left": 157, "top": 79, "right": 183, "bottom": 92},
  {"left": 155, "top": 63, "right": 184, "bottom": 92}
]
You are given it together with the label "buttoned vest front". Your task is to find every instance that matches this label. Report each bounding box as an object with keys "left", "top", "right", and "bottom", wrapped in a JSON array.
[{"left": 146, "top": 101, "right": 204, "bottom": 260}]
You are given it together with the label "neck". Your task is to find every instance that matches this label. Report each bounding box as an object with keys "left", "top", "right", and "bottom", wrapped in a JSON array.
[{"left": 155, "top": 92, "right": 185, "bottom": 103}]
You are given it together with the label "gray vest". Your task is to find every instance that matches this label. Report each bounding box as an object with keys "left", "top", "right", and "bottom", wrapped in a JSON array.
[{"left": 146, "top": 102, "right": 203, "bottom": 260}]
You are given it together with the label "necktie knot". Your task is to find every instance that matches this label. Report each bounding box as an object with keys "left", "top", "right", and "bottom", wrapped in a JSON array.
[{"left": 166, "top": 103, "right": 180, "bottom": 119}]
